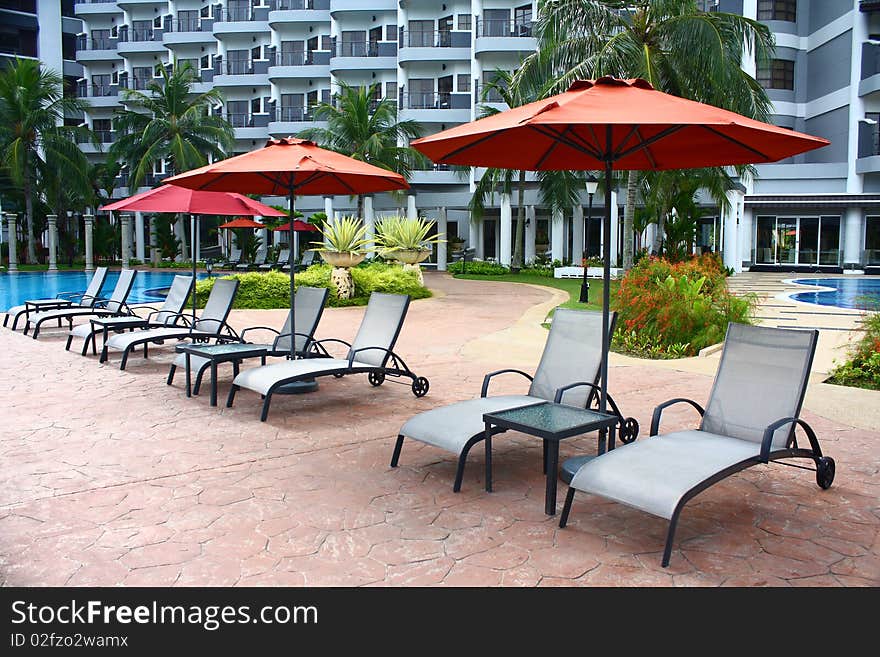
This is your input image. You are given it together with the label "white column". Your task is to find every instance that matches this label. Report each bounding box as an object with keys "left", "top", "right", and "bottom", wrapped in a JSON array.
[
  {"left": 84, "top": 214, "right": 94, "bottom": 272},
  {"left": 525, "top": 205, "right": 536, "bottom": 264},
  {"left": 609, "top": 191, "right": 619, "bottom": 267},
  {"left": 135, "top": 212, "right": 145, "bottom": 261},
  {"left": 257, "top": 222, "right": 267, "bottom": 259},
  {"left": 551, "top": 208, "right": 564, "bottom": 264},
  {"left": 407, "top": 194, "right": 417, "bottom": 219},
  {"left": 364, "top": 195, "right": 375, "bottom": 258},
  {"left": 844, "top": 207, "right": 863, "bottom": 268},
  {"left": 437, "top": 206, "right": 448, "bottom": 271},
  {"left": 37, "top": 0, "right": 63, "bottom": 101},
  {"left": 6, "top": 213, "right": 17, "bottom": 272},
  {"left": 723, "top": 190, "right": 741, "bottom": 272},
  {"left": 499, "top": 193, "right": 512, "bottom": 267},
  {"left": 740, "top": 206, "right": 753, "bottom": 264},
  {"left": 174, "top": 217, "right": 187, "bottom": 262},
  {"left": 323, "top": 196, "right": 334, "bottom": 247},
  {"left": 469, "top": 215, "right": 480, "bottom": 257},
  {"left": 47, "top": 214, "right": 58, "bottom": 271},
  {"left": 572, "top": 204, "right": 584, "bottom": 265},
  {"left": 149, "top": 217, "right": 159, "bottom": 266},
  {"left": 121, "top": 213, "right": 133, "bottom": 264}
]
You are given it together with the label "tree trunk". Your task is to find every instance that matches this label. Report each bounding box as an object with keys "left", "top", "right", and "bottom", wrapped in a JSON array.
[
  {"left": 357, "top": 194, "right": 364, "bottom": 221},
  {"left": 512, "top": 170, "right": 526, "bottom": 269},
  {"left": 653, "top": 213, "right": 665, "bottom": 256},
  {"left": 623, "top": 171, "right": 637, "bottom": 270},
  {"left": 23, "top": 174, "right": 37, "bottom": 264}
]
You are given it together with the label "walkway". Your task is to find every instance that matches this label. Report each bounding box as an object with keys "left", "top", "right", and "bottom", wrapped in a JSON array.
[{"left": 0, "top": 273, "right": 877, "bottom": 586}]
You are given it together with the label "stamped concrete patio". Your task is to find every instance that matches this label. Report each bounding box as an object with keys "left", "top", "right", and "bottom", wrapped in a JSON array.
[{"left": 0, "top": 273, "right": 877, "bottom": 586}]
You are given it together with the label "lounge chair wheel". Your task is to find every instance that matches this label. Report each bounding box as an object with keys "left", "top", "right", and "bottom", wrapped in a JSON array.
[
  {"left": 411, "top": 376, "right": 429, "bottom": 398},
  {"left": 816, "top": 456, "right": 835, "bottom": 490},
  {"left": 332, "top": 373, "right": 345, "bottom": 379},
  {"left": 619, "top": 417, "right": 640, "bottom": 444},
  {"left": 368, "top": 372, "right": 385, "bottom": 387}
]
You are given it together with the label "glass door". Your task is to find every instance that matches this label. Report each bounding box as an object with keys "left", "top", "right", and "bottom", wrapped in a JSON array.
[
  {"left": 776, "top": 217, "right": 797, "bottom": 264},
  {"left": 867, "top": 216, "right": 880, "bottom": 265},
  {"left": 798, "top": 217, "right": 818, "bottom": 265},
  {"left": 755, "top": 216, "right": 776, "bottom": 263},
  {"left": 819, "top": 216, "right": 841, "bottom": 265}
]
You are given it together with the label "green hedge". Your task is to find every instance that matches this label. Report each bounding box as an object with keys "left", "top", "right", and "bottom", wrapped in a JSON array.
[
  {"left": 194, "top": 262, "right": 431, "bottom": 309},
  {"left": 448, "top": 260, "right": 509, "bottom": 275},
  {"left": 827, "top": 313, "right": 880, "bottom": 390}
]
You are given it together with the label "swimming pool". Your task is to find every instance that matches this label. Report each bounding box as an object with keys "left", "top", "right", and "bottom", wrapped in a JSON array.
[
  {"left": 789, "top": 278, "right": 880, "bottom": 310},
  {"left": 0, "top": 270, "right": 204, "bottom": 311}
]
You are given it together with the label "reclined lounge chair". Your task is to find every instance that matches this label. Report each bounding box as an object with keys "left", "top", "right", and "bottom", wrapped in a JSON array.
[
  {"left": 5, "top": 266, "right": 108, "bottom": 330},
  {"left": 227, "top": 292, "right": 428, "bottom": 421},
  {"left": 100, "top": 278, "right": 240, "bottom": 370},
  {"left": 166, "top": 285, "right": 328, "bottom": 393},
  {"left": 259, "top": 248, "right": 289, "bottom": 271},
  {"left": 560, "top": 323, "right": 836, "bottom": 568},
  {"left": 391, "top": 308, "right": 637, "bottom": 492},
  {"left": 65, "top": 274, "right": 194, "bottom": 355},
  {"left": 24, "top": 269, "right": 137, "bottom": 339}
]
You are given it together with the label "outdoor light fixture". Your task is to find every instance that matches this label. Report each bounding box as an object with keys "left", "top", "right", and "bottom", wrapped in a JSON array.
[
  {"left": 205, "top": 258, "right": 214, "bottom": 278},
  {"left": 579, "top": 173, "right": 599, "bottom": 304}
]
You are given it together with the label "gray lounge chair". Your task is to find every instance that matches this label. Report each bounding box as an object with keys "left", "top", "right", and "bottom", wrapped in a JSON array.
[
  {"left": 4, "top": 266, "right": 108, "bottom": 330},
  {"left": 391, "top": 308, "right": 637, "bottom": 492},
  {"left": 283, "top": 249, "right": 316, "bottom": 273},
  {"left": 227, "top": 292, "right": 428, "bottom": 421},
  {"left": 100, "top": 278, "right": 240, "bottom": 370},
  {"left": 65, "top": 275, "right": 194, "bottom": 355},
  {"left": 560, "top": 323, "right": 836, "bottom": 568},
  {"left": 260, "top": 248, "right": 289, "bottom": 271},
  {"left": 237, "top": 251, "right": 266, "bottom": 271},
  {"left": 166, "top": 285, "right": 329, "bottom": 393},
  {"left": 24, "top": 269, "right": 137, "bottom": 339}
]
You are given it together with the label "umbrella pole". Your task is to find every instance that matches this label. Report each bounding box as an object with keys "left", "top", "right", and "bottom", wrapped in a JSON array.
[
  {"left": 191, "top": 215, "right": 197, "bottom": 323},
  {"left": 599, "top": 159, "right": 613, "bottom": 419},
  {"left": 289, "top": 186, "right": 296, "bottom": 360}
]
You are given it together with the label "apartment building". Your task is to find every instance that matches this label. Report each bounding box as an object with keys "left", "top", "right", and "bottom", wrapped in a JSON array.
[{"left": 68, "top": 0, "right": 879, "bottom": 272}]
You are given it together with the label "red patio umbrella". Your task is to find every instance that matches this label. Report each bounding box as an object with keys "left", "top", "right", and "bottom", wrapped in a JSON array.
[
  {"left": 166, "top": 137, "right": 409, "bottom": 361},
  {"left": 100, "top": 184, "right": 285, "bottom": 319},
  {"left": 411, "top": 76, "right": 829, "bottom": 419},
  {"left": 218, "top": 217, "right": 266, "bottom": 229},
  {"left": 274, "top": 219, "right": 320, "bottom": 263}
]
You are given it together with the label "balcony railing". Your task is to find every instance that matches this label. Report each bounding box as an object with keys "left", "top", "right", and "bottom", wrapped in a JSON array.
[
  {"left": 272, "top": 0, "right": 323, "bottom": 9},
  {"left": 76, "top": 36, "right": 117, "bottom": 51},
  {"left": 475, "top": 82, "right": 507, "bottom": 103},
  {"left": 859, "top": 115, "right": 880, "bottom": 158},
  {"left": 218, "top": 8, "right": 265, "bottom": 22},
  {"left": 77, "top": 83, "right": 117, "bottom": 97},
  {"left": 167, "top": 18, "right": 209, "bottom": 32},
  {"left": 476, "top": 19, "right": 533, "bottom": 38},
  {"left": 125, "top": 77, "right": 152, "bottom": 90},
  {"left": 222, "top": 58, "right": 269, "bottom": 75},
  {"left": 400, "top": 30, "right": 460, "bottom": 48},
  {"left": 119, "top": 28, "right": 159, "bottom": 43},
  {"left": 275, "top": 106, "right": 319, "bottom": 122},
  {"left": 403, "top": 92, "right": 460, "bottom": 110}
]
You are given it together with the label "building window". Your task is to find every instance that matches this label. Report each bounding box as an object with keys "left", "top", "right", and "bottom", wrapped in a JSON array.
[
  {"left": 757, "top": 0, "right": 797, "bottom": 23},
  {"left": 757, "top": 59, "right": 794, "bottom": 90},
  {"left": 866, "top": 216, "right": 880, "bottom": 265},
  {"left": 457, "top": 73, "right": 470, "bottom": 93},
  {"left": 458, "top": 14, "right": 471, "bottom": 31}
]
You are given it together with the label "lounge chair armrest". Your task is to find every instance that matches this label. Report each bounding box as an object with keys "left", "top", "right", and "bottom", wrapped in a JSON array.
[
  {"left": 553, "top": 381, "right": 599, "bottom": 404},
  {"left": 480, "top": 369, "right": 533, "bottom": 398},
  {"left": 270, "top": 331, "right": 312, "bottom": 353},
  {"left": 760, "top": 416, "right": 818, "bottom": 463},
  {"left": 650, "top": 398, "right": 706, "bottom": 436},
  {"left": 349, "top": 346, "right": 395, "bottom": 368},
  {"left": 55, "top": 291, "right": 80, "bottom": 299},
  {"left": 159, "top": 312, "right": 193, "bottom": 327},
  {"left": 241, "top": 326, "right": 281, "bottom": 341},
  {"left": 309, "top": 338, "right": 352, "bottom": 357}
]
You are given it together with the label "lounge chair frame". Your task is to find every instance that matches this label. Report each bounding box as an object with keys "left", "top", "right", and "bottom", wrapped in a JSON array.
[{"left": 5, "top": 266, "right": 109, "bottom": 330}]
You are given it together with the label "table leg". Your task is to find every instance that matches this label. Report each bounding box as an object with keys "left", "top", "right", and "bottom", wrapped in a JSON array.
[
  {"left": 597, "top": 428, "right": 607, "bottom": 455},
  {"left": 545, "top": 441, "right": 560, "bottom": 515},
  {"left": 484, "top": 423, "right": 493, "bottom": 493},
  {"left": 185, "top": 353, "right": 192, "bottom": 398},
  {"left": 210, "top": 360, "right": 218, "bottom": 407},
  {"left": 608, "top": 424, "right": 617, "bottom": 451},
  {"left": 542, "top": 440, "right": 548, "bottom": 474}
]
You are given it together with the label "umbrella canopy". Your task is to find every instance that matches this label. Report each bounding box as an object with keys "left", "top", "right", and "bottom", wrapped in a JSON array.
[
  {"left": 99, "top": 184, "right": 287, "bottom": 216},
  {"left": 273, "top": 220, "right": 320, "bottom": 232},
  {"left": 165, "top": 137, "right": 410, "bottom": 360},
  {"left": 165, "top": 137, "right": 408, "bottom": 195},
  {"left": 411, "top": 77, "right": 829, "bottom": 418},
  {"left": 218, "top": 217, "right": 266, "bottom": 230}
]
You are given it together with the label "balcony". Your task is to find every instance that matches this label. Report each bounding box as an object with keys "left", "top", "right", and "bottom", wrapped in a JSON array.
[
  {"left": 857, "top": 117, "right": 880, "bottom": 173},
  {"left": 409, "top": 163, "right": 460, "bottom": 185},
  {"left": 75, "top": 36, "right": 118, "bottom": 62},
  {"left": 330, "top": 40, "right": 397, "bottom": 72},
  {"left": 214, "top": 59, "right": 271, "bottom": 87},
  {"left": 74, "top": 0, "right": 122, "bottom": 16},
  {"left": 860, "top": 1, "right": 880, "bottom": 12},
  {"left": 398, "top": 30, "right": 471, "bottom": 64},
  {"left": 162, "top": 18, "right": 217, "bottom": 46},
  {"left": 267, "top": 51, "right": 330, "bottom": 80},
  {"left": 213, "top": 8, "right": 270, "bottom": 36},
  {"left": 474, "top": 19, "right": 536, "bottom": 55},
  {"left": 269, "top": 0, "right": 330, "bottom": 25},
  {"left": 267, "top": 106, "right": 326, "bottom": 136},
  {"left": 860, "top": 42, "right": 880, "bottom": 96},
  {"left": 226, "top": 113, "right": 271, "bottom": 139},
  {"left": 76, "top": 129, "right": 114, "bottom": 153},
  {"left": 117, "top": 28, "right": 166, "bottom": 55},
  {"left": 399, "top": 92, "right": 471, "bottom": 123},
  {"left": 329, "top": 0, "right": 392, "bottom": 11}
]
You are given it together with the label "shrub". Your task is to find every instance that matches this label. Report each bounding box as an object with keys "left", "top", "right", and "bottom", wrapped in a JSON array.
[
  {"left": 449, "top": 260, "right": 509, "bottom": 275},
  {"left": 194, "top": 263, "right": 431, "bottom": 309},
  {"left": 613, "top": 253, "right": 755, "bottom": 358},
  {"left": 827, "top": 312, "right": 880, "bottom": 390}
]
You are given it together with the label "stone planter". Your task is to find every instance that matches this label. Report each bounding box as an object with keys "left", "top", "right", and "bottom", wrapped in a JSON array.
[
  {"left": 320, "top": 251, "right": 366, "bottom": 300},
  {"left": 390, "top": 249, "right": 430, "bottom": 285}
]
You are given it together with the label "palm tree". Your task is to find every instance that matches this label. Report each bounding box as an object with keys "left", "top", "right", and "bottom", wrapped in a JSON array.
[
  {"left": 299, "top": 81, "right": 428, "bottom": 219},
  {"left": 518, "top": 0, "right": 775, "bottom": 269},
  {"left": 0, "top": 58, "right": 93, "bottom": 263},
  {"left": 111, "top": 62, "right": 233, "bottom": 190}
]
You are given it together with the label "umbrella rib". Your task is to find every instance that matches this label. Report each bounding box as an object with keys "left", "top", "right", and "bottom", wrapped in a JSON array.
[
  {"left": 528, "top": 125, "right": 603, "bottom": 161},
  {"left": 632, "top": 128, "right": 658, "bottom": 169},
  {"left": 610, "top": 125, "right": 643, "bottom": 160},
  {"left": 531, "top": 125, "right": 572, "bottom": 169},
  {"left": 701, "top": 126, "right": 772, "bottom": 161},
  {"left": 437, "top": 131, "right": 505, "bottom": 161},
  {"left": 613, "top": 125, "right": 684, "bottom": 162}
]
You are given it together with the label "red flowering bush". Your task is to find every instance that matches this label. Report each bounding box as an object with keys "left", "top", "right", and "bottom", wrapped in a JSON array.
[{"left": 613, "top": 253, "right": 755, "bottom": 357}]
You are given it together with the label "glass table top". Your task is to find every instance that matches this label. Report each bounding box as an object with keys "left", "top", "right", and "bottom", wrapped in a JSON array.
[
  {"left": 180, "top": 342, "right": 268, "bottom": 357},
  {"left": 485, "top": 402, "right": 617, "bottom": 434}
]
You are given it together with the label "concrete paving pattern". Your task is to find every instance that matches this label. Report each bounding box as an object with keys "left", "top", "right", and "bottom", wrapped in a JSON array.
[{"left": 0, "top": 272, "right": 877, "bottom": 586}]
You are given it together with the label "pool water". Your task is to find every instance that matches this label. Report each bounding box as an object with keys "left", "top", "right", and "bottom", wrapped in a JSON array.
[
  {"left": 790, "top": 278, "right": 880, "bottom": 310},
  {"left": 0, "top": 270, "right": 204, "bottom": 311}
]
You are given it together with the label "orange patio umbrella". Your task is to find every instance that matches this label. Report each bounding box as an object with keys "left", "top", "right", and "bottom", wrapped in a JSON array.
[
  {"left": 218, "top": 217, "right": 266, "bottom": 229},
  {"left": 412, "top": 77, "right": 829, "bottom": 418},
  {"left": 166, "top": 137, "right": 409, "bottom": 360}
]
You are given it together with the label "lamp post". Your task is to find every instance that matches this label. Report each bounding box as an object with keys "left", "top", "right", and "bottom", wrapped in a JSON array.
[{"left": 579, "top": 174, "right": 599, "bottom": 303}]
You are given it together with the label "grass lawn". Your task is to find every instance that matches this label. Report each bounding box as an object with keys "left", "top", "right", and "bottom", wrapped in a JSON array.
[{"left": 453, "top": 272, "right": 618, "bottom": 312}]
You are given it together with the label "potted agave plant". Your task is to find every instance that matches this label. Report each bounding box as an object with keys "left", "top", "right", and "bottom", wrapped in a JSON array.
[
  {"left": 376, "top": 215, "right": 445, "bottom": 285},
  {"left": 311, "top": 215, "right": 371, "bottom": 299}
]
